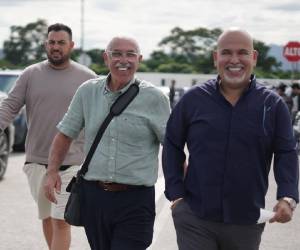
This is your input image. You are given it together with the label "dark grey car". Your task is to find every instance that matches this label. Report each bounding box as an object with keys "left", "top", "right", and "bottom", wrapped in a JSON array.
[
  {"left": 0, "top": 70, "right": 27, "bottom": 151},
  {"left": 0, "top": 91, "right": 15, "bottom": 180}
]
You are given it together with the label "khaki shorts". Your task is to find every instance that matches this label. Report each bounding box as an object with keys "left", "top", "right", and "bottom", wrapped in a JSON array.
[{"left": 23, "top": 163, "right": 80, "bottom": 220}]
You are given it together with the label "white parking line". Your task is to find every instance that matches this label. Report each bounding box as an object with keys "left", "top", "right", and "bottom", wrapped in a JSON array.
[
  {"left": 147, "top": 176, "right": 173, "bottom": 249},
  {"left": 155, "top": 175, "right": 165, "bottom": 203}
]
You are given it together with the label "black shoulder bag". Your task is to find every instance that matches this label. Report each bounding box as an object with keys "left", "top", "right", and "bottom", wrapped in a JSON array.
[{"left": 64, "top": 79, "right": 140, "bottom": 226}]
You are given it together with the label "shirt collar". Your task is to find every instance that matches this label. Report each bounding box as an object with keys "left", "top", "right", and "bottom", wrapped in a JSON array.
[
  {"left": 216, "top": 74, "right": 256, "bottom": 94},
  {"left": 103, "top": 73, "right": 136, "bottom": 95}
]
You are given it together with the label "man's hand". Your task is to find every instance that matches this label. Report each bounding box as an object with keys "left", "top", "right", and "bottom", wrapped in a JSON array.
[
  {"left": 269, "top": 200, "right": 293, "bottom": 223},
  {"left": 44, "top": 170, "right": 61, "bottom": 204},
  {"left": 171, "top": 198, "right": 183, "bottom": 209}
]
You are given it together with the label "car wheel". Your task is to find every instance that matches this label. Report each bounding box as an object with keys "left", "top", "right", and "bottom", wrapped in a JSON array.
[{"left": 0, "top": 132, "right": 9, "bottom": 180}]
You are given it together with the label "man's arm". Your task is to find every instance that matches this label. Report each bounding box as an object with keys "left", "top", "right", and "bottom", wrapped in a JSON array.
[
  {"left": 272, "top": 99, "right": 299, "bottom": 223},
  {"left": 44, "top": 132, "right": 73, "bottom": 203},
  {"left": 162, "top": 97, "right": 188, "bottom": 202},
  {"left": 0, "top": 71, "right": 28, "bottom": 131}
]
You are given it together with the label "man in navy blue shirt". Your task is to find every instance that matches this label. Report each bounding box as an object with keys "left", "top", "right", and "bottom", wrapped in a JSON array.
[{"left": 163, "top": 28, "right": 299, "bottom": 250}]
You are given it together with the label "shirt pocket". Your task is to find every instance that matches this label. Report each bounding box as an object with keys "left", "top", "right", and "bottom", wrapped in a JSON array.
[{"left": 118, "top": 114, "right": 150, "bottom": 146}]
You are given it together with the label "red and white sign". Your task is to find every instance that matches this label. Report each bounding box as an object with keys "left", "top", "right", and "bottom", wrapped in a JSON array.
[{"left": 283, "top": 41, "right": 300, "bottom": 62}]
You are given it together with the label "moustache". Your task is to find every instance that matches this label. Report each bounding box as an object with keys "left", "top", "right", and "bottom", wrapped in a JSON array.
[
  {"left": 115, "top": 62, "right": 131, "bottom": 68},
  {"left": 50, "top": 50, "right": 62, "bottom": 54}
]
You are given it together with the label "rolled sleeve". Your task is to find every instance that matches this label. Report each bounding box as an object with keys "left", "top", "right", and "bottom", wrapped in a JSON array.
[
  {"left": 149, "top": 93, "right": 171, "bottom": 144},
  {"left": 57, "top": 87, "right": 84, "bottom": 139}
]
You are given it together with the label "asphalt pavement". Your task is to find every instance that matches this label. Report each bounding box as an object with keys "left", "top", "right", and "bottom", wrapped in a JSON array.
[{"left": 0, "top": 152, "right": 299, "bottom": 250}]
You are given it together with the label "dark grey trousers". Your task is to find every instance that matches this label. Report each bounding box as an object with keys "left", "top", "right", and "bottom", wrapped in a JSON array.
[{"left": 172, "top": 200, "right": 265, "bottom": 250}]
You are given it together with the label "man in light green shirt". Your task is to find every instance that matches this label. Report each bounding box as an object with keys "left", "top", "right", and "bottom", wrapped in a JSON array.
[{"left": 44, "top": 36, "right": 170, "bottom": 250}]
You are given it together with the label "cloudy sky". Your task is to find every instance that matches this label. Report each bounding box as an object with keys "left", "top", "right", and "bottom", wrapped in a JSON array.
[{"left": 0, "top": 0, "right": 300, "bottom": 58}]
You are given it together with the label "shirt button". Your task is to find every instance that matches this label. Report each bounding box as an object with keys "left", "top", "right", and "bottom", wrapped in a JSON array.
[
  {"left": 110, "top": 156, "right": 114, "bottom": 160},
  {"left": 112, "top": 138, "right": 115, "bottom": 142}
]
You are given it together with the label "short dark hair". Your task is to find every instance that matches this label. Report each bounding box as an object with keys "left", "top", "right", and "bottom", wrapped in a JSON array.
[
  {"left": 47, "top": 23, "right": 72, "bottom": 40},
  {"left": 277, "top": 82, "right": 286, "bottom": 92},
  {"left": 292, "top": 83, "right": 300, "bottom": 89}
]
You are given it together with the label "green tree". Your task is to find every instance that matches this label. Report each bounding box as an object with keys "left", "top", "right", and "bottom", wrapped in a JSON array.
[
  {"left": 86, "top": 48, "right": 105, "bottom": 65},
  {"left": 254, "top": 40, "right": 281, "bottom": 72},
  {"left": 72, "top": 48, "right": 104, "bottom": 64},
  {"left": 3, "top": 19, "right": 48, "bottom": 66},
  {"left": 70, "top": 48, "right": 81, "bottom": 61},
  {"left": 144, "top": 27, "right": 222, "bottom": 73},
  {"left": 89, "top": 63, "right": 109, "bottom": 75},
  {"left": 84, "top": 48, "right": 106, "bottom": 75},
  {"left": 145, "top": 50, "right": 172, "bottom": 70},
  {"left": 145, "top": 26, "right": 282, "bottom": 75},
  {"left": 158, "top": 27, "right": 222, "bottom": 63},
  {"left": 138, "top": 62, "right": 150, "bottom": 72},
  {"left": 0, "top": 59, "right": 16, "bottom": 69}
]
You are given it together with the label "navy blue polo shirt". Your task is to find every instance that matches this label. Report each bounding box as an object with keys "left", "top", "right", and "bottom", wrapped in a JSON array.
[{"left": 163, "top": 75, "right": 299, "bottom": 225}]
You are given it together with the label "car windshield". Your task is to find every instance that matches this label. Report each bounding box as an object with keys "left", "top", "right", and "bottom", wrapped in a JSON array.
[{"left": 0, "top": 75, "right": 18, "bottom": 93}]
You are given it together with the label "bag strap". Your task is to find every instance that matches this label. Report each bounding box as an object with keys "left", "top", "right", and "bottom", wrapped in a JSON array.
[{"left": 78, "top": 78, "right": 141, "bottom": 177}]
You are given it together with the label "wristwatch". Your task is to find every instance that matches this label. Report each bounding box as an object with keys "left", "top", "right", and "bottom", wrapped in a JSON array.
[{"left": 281, "top": 197, "right": 297, "bottom": 211}]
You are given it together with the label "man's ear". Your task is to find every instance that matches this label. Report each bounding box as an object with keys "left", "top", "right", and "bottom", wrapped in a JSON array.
[
  {"left": 253, "top": 50, "right": 258, "bottom": 67},
  {"left": 138, "top": 54, "right": 143, "bottom": 63},
  {"left": 103, "top": 51, "right": 108, "bottom": 66},
  {"left": 213, "top": 51, "right": 217, "bottom": 67}
]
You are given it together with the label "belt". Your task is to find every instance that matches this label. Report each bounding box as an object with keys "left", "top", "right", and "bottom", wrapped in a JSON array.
[
  {"left": 24, "top": 162, "right": 72, "bottom": 171},
  {"left": 94, "top": 180, "right": 146, "bottom": 192}
]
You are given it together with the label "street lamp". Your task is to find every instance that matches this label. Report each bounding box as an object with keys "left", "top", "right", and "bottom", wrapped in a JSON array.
[
  {"left": 78, "top": 0, "right": 92, "bottom": 66},
  {"left": 80, "top": 0, "right": 84, "bottom": 51}
]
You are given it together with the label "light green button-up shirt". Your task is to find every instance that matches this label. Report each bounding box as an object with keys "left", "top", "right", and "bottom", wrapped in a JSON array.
[{"left": 57, "top": 76, "right": 170, "bottom": 186}]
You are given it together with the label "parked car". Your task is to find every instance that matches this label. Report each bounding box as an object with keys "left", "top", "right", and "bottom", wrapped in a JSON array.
[
  {"left": 0, "top": 70, "right": 27, "bottom": 151},
  {"left": 0, "top": 91, "right": 15, "bottom": 180}
]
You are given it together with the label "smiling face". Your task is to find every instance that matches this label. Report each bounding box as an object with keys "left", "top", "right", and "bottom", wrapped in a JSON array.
[
  {"left": 213, "top": 29, "right": 258, "bottom": 89},
  {"left": 45, "top": 30, "right": 74, "bottom": 69},
  {"left": 103, "top": 37, "right": 142, "bottom": 87}
]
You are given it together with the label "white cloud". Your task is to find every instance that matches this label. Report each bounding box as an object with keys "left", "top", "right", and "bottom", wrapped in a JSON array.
[
  {"left": 0, "top": 0, "right": 300, "bottom": 58},
  {"left": 267, "top": 1, "right": 300, "bottom": 11}
]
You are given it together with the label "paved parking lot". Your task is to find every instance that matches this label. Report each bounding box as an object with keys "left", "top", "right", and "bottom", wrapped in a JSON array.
[{"left": 0, "top": 152, "right": 299, "bottom": 249}]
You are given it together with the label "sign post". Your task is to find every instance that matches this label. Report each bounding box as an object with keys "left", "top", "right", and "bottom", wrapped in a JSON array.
[{"left": 283, "top": 41, "right": 300, "bottom": 80}]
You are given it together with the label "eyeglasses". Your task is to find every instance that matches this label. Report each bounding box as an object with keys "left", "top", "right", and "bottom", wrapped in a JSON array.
[{"left": 107, "top": 50, "right": 139, "bottom": 59}]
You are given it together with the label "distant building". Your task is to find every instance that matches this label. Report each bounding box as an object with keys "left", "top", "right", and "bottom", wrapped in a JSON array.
[
  {"left": 135, "top": 72, "right": 298, "bottom": 88},
  {"left": 136, "top": 72, "right": 216, "bottom": 87}
]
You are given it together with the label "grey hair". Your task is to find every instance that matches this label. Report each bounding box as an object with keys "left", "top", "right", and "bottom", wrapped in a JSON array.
[{"left": 106, "top": 36, "right": 141, "bottom": 53}]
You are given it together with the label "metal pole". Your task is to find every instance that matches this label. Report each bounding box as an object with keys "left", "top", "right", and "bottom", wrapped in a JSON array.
[{"left": 80, "top": 0, "right": 84, "bottom": 51}]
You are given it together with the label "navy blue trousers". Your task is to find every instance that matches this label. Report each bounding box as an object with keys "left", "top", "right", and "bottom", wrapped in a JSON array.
[{"left": 82, "top": 180, "right": 155, "bottom": 250}]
